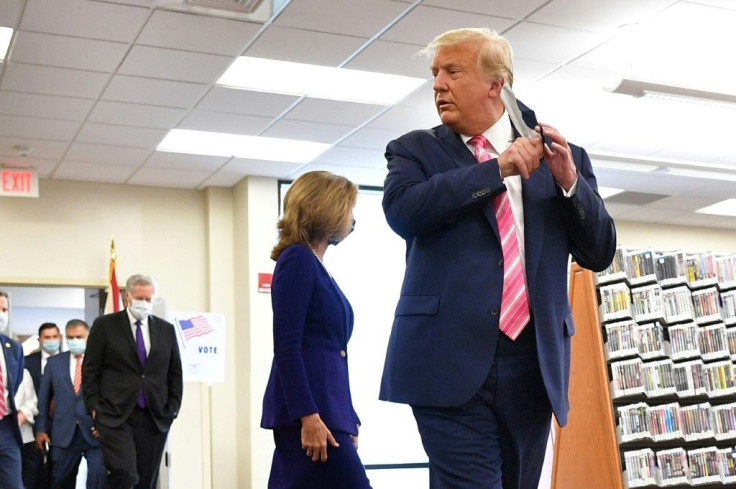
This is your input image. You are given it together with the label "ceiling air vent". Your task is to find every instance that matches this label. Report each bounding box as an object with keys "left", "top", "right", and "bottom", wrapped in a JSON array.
[{"left": 156, "top": 0, "right": 271, "bottom": 20}]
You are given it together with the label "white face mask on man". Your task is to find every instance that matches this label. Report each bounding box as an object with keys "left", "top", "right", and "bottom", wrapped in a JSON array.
[
  {"left": 129, "top": 299, "right": 153, "bottom": 321},
  {"left": 0, "top": 311, "right": 8, "bottom": 333}
]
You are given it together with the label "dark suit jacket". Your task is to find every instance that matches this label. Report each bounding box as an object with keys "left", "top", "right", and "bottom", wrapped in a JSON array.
[
  {"left": 25, "top": 351, "right": 42, "bottom": 396},
  {"left": 83, "top": 310, "right": 183, "bottom": 432},
  {"left": 379, "top": 101, "right": 616, "bottom": 427},
  {"left": 36, "top": 352, "right": 98, "bottom": 448},
  {"left": 261, "top": 245, "right": 361, "bottom": 435},
  {"left": 1, "top": 333, "right": 24, "bottom": 444}
]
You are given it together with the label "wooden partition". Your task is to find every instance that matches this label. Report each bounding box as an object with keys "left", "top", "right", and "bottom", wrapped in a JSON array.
[{"left": 551, "top": 264, "right": 623, "bottom": 489}]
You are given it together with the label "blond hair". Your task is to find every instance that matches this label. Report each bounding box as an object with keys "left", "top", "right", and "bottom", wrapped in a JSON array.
[
  {"left": 422, "top": 27, "right": 514, "bottom": 86},
  {"left": 271, "top": 171, "right": 358, "bottom": 261}
]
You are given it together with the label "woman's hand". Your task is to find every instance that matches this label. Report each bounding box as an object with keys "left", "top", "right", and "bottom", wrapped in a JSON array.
[{"left": 300, "top": 413, "right": 339, "bottom": 462}]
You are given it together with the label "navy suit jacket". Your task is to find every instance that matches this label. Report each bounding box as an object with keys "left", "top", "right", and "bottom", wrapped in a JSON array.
[
  {"left": 261, "top": 244, "right": 361, "bottom": 435},
  {"left": 36, "top": 352, "right": 98, "bottom": 448},
  {"left": 379, "top": 101, "right": 616, "bottom": 426},
  {"left": 25, "top": 351, "right": 42, "bottom": 396},
  {"left": 83, "top": 310, "right": 183, "bottom": 432},
  {"left": 1, "top": 333, "right": 24, "bottom": 444}
]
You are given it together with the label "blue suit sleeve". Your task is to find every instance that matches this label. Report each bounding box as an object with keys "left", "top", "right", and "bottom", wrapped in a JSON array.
[
  {"left": 271, "top": 246, "right": 319, "bottom": 421},
  {"left": 383, "top": 137, "right": 505, "bottom": 240},
  {"left": 36, "top": 361, "right": 53, "bottom": 434}
]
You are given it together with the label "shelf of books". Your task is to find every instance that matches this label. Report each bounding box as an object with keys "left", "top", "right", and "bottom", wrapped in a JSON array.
[{"left": 552, "top": 249, "right": 736, "bottom": 489}]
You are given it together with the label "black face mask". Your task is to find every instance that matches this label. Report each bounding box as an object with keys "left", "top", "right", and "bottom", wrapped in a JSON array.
[{"left": 328, "top": 219, "right": 356, "bottom": 246}]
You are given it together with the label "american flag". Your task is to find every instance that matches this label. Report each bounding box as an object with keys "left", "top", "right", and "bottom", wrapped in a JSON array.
[{"left": 179, "top": 316, "right": 214, "bottom": 340}]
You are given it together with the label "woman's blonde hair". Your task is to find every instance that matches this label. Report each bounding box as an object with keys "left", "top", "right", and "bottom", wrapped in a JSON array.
[
  {"left": 271, "top": 171, "right": 358, "bottom": 261},
  {"left": 422, "top": 27, "right": 514, "bottom": 86}
]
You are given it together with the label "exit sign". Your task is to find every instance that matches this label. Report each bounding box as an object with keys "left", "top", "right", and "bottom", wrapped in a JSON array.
[{"left": 0, "top": 169, "right": 38, "bottom": 198}]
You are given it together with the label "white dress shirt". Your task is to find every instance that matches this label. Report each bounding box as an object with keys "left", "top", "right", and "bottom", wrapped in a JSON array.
[
  {"left": 15, "top": 369, "right": 38, "bottom": 443},
  {"left": 126, "top": 308, "right": 151, "bottom": 356},
  {"left": 41, "top": 349, "right": 52, "bottom": 374}
]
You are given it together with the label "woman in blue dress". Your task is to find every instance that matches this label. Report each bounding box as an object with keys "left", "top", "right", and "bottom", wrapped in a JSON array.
[{"left": 261, "top": 171, "right": 372, "bottom": 489}]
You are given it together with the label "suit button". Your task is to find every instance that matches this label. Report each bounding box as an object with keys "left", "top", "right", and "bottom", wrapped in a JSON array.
[
  {"left": 340, "top": 350, "right": 346, "bottom": 358},
  {"left": 497, "top": 259, "right": 503, "bottom": 267},
  {"left": 576, "top": 203, "right": 586, "bottom": 219},
  {"left": 490, "top": 307, "right": 499, "bottom": 315}
]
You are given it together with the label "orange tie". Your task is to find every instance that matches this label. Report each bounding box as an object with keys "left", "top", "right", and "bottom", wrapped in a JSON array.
[
  {"left": 469, "top": 135, "right": 531, "bottom": 340},
  {"left": 73, "top": 355, "right": 82, "bottom": 395}
]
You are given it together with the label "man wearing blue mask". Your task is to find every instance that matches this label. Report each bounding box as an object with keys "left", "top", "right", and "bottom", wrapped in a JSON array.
[
  {"left": 24, "top": 322, "right": 61, "bottom": 489},
  {"left": 0, "top": 290, "right": 25, "bottom": 489},
  {"left": 83, "top": 274, "right": 183, "bottom": 489},
  {"left": 36, "top": 320, "right": 105, "bottom": 489}
]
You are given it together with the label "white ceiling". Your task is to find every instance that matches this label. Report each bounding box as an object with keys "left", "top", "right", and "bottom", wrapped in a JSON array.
[{"left": 1, "top": 0, "right": 735, "bottom": 229}]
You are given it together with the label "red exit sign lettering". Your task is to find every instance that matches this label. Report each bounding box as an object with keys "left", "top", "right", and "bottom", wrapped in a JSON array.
[{"left": 0, "top": 169, "right": 38, "bottom": 198}]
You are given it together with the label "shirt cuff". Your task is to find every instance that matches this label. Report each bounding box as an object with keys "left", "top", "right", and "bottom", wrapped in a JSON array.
[{"left": 559, "top": 176, "right": 579, "bottom": 198}]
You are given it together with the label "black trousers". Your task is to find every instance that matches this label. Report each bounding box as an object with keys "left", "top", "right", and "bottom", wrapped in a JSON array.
[
  {"left": 96, "top": 408, "right": 167, "bottom": 489},
  {"left": 22, "top": 440, "right": 51, "bottom": 489}
]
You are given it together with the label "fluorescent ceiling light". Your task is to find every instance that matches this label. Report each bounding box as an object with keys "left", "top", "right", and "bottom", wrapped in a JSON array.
[
  {"left": 609, "top": 77, "right": 736, "bottom": 108},
  {"left": 598, "top": 187, "right": 625, "bottom": 199},
  {"left": 217, "top": 56, "right": 426, "bottom": 105},
  {"left": 157, "top": 129, "right": 331, "bottom": 163},
  {"left": 696, "top": 199, "right": 736, "bottom": 217},
  {"left": 0, "top": 27, "right": 12, "bottom": 62},
  {"left": 591, "top": 159, "right": 659, "bottom": 173},
  {"left": 665, "top": 167, "right": 736, "bottom": 182}
]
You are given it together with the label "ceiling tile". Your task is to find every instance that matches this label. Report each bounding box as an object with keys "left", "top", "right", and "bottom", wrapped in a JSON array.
[
  {"left": 396, "top": 83, "right": 434, "bottom": 108},
  {"left": 128, "top": 166, "right": 212, "bottom": 188},
  {"left": 312, "top": 145, "right": 386, "bottom": 169},
  {"left": 0, "top": 156, "right": 59, "bottom": 177},
  {"left": 421, "top": 0, "right": 547, "bottom": 19},
  {"left": 75, "top": 123, "right": 167, "bottom": 148},
  {"left": 11, "top": 31, "right": 128, "bottom": 72},
  {"left": 0, "top": 0, "right": 24, "bottom": 27},
  {"left": 380, "top": 5, "right": 515, "bottom": 46},
  {"left": 0, "top": 92, "right": 95, "bottom": 121},
  {"left": 1, "top": 63, "right": 109, "bottom": 99},
  {"left": 647, "top": 195, "right": 722, "bottom": 212},
  {"left": 285, "top": 99, "right": 385, "bottom": 127},
  {"left": 662, "top": 212, "right": 730, "bottom": 229},
  {"left": 21, "top": 0, "right": 149, "bottom": 42},
  {"left": 197, "top": 87, "right": 299, "bottom": 117},
  {"left": 246, "top": 26, "right": 366, "bottom": 66},
  {"left": 274, "top": 0, "right": 407, "bottom": 38},
  {"left": 118, "top": 45, "right": 233, "bottom": 84},
  {"left": 0, "top": 114, "right": 80, "bottom": 141},
  {"left": 503, "top": 21, "right": 606, "bottom": 65},
  {"left": 288, "top": 162, "right": 387, "bottom": 187},
  {"left": 102, "top": 75, "right": 210, "bottom": 108},
  {"left": 88, "top": 101, "right": 187, "bottom": 129},
  {"left": 53, "top": 160, "right": 136, "bottom": 183},
  {"left": 144, "top": 152, "right": 229, "bottom": 171},
  {"left": 65, "top": 143, "right": 151, "bottom": 166},
  {"left": 340, "top": 127, "right": 400, "bottom": 150},
  {"left": 262, "top": 119, "right": 352, "bottom": 144},
  {"left": 0, "top": 136, "right": 69, "bottom": 159},
  {"left": 630, "top": 174, "right": 710, "bottom": 196},
  {"left": 688, "top": 0, "right": 736, "bottom": 9},
  {"left": 621, "top": 207, "right": 686, "bottom": 223},
  {"left": 367, "top": 104, "right": 440, "bottom": 133},
  {"left": 345, "top": 40, "right": 432, "bottom": 78},
  {"left": 512, "top": 59, "right": 558, "bottom": 87},
  {"left": 528, "top": 0, "right": 674, "bottom": 33},
  {"left": 203, "top": 158, "right": 302, "bottom": 186},
  {"left": 605, "top": 191, "right": 669, "bottom": 206},
  {"left": 137, "top": 9, "right": 260, "bottom": 56},
  {"left": 178, "top": 110, "right": 271, "bottom": 135}
]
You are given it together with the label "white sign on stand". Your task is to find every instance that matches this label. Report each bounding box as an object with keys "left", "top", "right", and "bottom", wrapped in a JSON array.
[{"left": 168, "top": 311, "right": 225, "bottom": 383}]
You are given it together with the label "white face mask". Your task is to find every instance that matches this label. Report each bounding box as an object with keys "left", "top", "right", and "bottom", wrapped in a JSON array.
[
  {"left": 0, "top": 311, "right": 7, "bottom": 332},
  {"left": 129, "top": 299, "right": 153, "bottom": 321}
]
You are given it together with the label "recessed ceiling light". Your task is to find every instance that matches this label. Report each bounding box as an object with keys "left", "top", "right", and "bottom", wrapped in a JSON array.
[
  {"left": 217, "top": 56, "right": 427, "bottom": 106},
  {"left": 609, "top": 77, "right": 736, "bottom": 109},
  {"left": 0, "top": 27, "right": 12, "bottom": 62},
  {"left": 591, "top": 159, "right": 659, "bottom": 173},
  {"left": 157, "top": 129, "right": 331, "bottom": 163},
  {"left": 696, "top": 199, "right": 736, "bottom": 217},
  {"left": 598, "top": 187, "right": 625, "bottom": 199},
  {"left": 665, "top": 168, "right": 736, "bottom": 182}
]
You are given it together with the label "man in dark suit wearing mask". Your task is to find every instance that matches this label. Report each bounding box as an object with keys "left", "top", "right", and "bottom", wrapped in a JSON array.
[{"left": 83, "top": 274, "right": 183, "bottom": 489}]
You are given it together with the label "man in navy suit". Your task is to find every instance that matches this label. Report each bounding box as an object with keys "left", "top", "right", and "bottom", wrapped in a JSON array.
[
  {"left": 36, "top": 319, "right": 105, "bottom": 489},
  {"left": 83, "top": 274, "right": 182, "bottom": 489},
  {"left": 24, "top": 322, "right": 61, "bottom": 489},
  {"left": 379, "top": 28, "right": 616, "bottom": 489},
  {"left": 0, "top": 290, "right": 25, "bottom": 489}
]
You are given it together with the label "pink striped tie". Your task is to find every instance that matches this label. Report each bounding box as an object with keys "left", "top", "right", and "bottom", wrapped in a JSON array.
[
  {"left": 469, "top": 135, "right": 531, "bottom": 340},
  {"left": 0, "top": 359, "right": 6, "bottom": 418}
]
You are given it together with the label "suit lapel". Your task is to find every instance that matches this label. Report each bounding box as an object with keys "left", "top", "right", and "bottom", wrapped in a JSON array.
[
  {"left": 437, "top": 125, "right": 477, "bottom": 169},
  {"left": 148, "top": 316, "right": 162, "bottom": 361},
  {"left": 116, "top": 311, "right": 140, "bottom": 369},
  {"left": 60, "top": 352, "right": 75, "bottom": 396}
]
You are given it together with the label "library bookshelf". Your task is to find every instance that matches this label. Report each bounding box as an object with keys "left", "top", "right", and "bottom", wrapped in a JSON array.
[{"left": 552, "top": 249, "right": 736, "bottom": 489}]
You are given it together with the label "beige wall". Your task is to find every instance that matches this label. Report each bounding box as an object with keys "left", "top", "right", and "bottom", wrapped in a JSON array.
[{"left": 2, "top": 177, "right": 735, "bottom": 489}]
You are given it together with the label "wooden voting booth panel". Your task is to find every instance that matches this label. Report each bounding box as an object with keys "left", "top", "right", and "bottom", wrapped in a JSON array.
[{"left": 551, "top": 264, "right": 622, "bottom": 489}]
